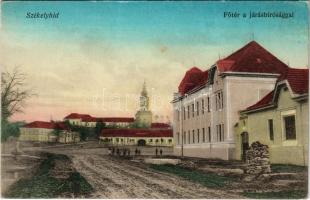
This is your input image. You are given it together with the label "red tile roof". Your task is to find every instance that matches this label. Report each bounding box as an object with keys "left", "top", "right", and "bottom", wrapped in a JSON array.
[
  {"left": 245, "top": 91, "right": 275, "bottom": 111},
  {"left": 100, "top": 117, "right": 135, "bottom": 123},
  {"left": 65, "top": 113, "right": 134, "bottom": 123},
  {"left": 81, "top": 116, "right": 98, "bottom": 122},
  {"left": 217, "top": 41, "right": 289, "bottom": 79},
  {"left": 285, "top": 68, "right": 309, "bottom": 94},
  {"left": 64, "top": 113, "right": 92, "bottom": 119},
  {"left": 177, "top": 41, "right": 290, "bottom": 96},
  {"left": 23, "top": 121, "right": 69, "bottom": 130},
  {"left": 101, "top": 128, "right": 173, "bottom": 138},
  {"left": 245, "top": 68, "right": 308, "bottom": 112},
  {"left": 178, "top": 67, "right": 208, "bottom": 95},
  {"left": 151, "top": 123, "right": 171, "bottom": 129}
]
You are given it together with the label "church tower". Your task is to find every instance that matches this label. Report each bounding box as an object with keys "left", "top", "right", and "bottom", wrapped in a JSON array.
[
  {"left": 139, "top": 81, "right": 150, "bottom": 111},
  {"left": 135, "top": 81, "right": 152, "bottom": 127}
]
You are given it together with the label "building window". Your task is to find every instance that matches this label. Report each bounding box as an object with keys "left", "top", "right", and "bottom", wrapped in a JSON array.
[
  {"left": 197, "top": 129, "right": 200, "bottom": 143},
  {"left": 188, "top": 105, "right": 190, "bottom": 119},
  {"left": 192, "top": 130, "right": 195, "bottom": 143},
  {"left": 202, "top": 99, "right": 205, "bottom": 114},
  {"left": 215, "top": 91, "right": 223, "bottom": 110},
  {"left": 216, "top": 124, "right": 224, "bottom": 142},
  {"left": 183, "top": 107, "right": 186, "bottom": 120},
  {"left": 188, "top": 131, "right": 190, "bottom": 144},
  {"left": 268, "top": 119, "right": 274, "bottom": 141},
  {"left": 177, "top": 110, "right": 180, "bottom": 121},
  {"left": 208, "top": 126, "right": 211, "bottom": 142},
  {"left": 196, "top": 101, "right": 199, "bottom": 116},
  {"left": 177, "top": 132, "right": 180, "bottom": 144},
  {"left": 207, "top": 97, "right": 210, "bottom": 112},
  {"left": 192, "top": 104, "right": 195, "bottom": 118},
  {"left": 284, "top": 115, "right": 296, "bottom": 140},
  {"left": 202, "top": 128, "right": 205, "bottom": 142},
  {"left": 218, "top": 125, "right": 221, "bottom": 141},
  {"left": 183, "top": 131, "right": 186, "bottom": 144},
  {"left": 168, "top": 139, "right": 172, "bottom": 143},
  {"left": 221, "top": 124, "right": 224, "bottom": 141}
]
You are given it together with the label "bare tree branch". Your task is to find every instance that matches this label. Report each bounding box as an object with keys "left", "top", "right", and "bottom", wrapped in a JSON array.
[{"left": 1, "top": 67, "right": 35, "bottom": 121}]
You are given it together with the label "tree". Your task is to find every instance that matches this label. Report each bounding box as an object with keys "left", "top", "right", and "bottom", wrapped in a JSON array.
[
  {"left": 1, "top": 67, "right": 33, "bottom": 122},
  {"left": 95, "top": 121, "right": 106, "bottom": 139},
  {"left": 50, "top": 129, "right": 61, "bottom": 142},
  {"left": 1, "top": 121, "right": 25, "bottom": 142}
]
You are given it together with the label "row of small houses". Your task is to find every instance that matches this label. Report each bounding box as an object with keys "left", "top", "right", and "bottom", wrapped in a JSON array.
[
  {"left": 172, "top": 41, "right": 308, "bottom": 166},
  {"left": 19, "top": 113, "right": 174, "bottom": 145}
]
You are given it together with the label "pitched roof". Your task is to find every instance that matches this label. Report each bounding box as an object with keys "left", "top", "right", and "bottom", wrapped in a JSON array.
[
  {"left": 101, "top": 128, "right": 173, "bottom": 138},
  {"left": 216, "top": 41, "right": 289, "bottom": 79},
  {"left": 23, "top": 121, "right": 69, "bottom": 130},
  {"left": 64, "top": 113, "right": 134, "bottom": 123},
  {"left": 244, "top": 68, "right": 308, "bottom": 112},
  {"left": 285, "top": 68, "right": 309, "bottom": 94},
  {"left": 245, "top": 91, "right": 275, "bottom": 111},
  {"left": 151, "top": 123, "right": 171, "bottom": 129},
  {"left": 178, "top": 67, "right": 209, "bottom": 95},
  {"left": 177, "top": 41, "right": 290, "bottom": 96},
  {"left": 64, "top": 113, "right": 92, "bottom": 119},
  {"left": 100, "top": 117, "right": 135, "bottom": 123}
]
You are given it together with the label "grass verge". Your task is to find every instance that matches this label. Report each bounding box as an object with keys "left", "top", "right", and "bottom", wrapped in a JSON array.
[
  {"left": 271, "top": 164, "right": 307, "bottom": 173},
  {"left": 243, "top": 190, "right": 307, "bottom": 199},
  {"left": 150, "top": 164, "right": 233, "bottom": 188},
  {"left": 4, "top": 153, "right": 93, "bottom": 198}
]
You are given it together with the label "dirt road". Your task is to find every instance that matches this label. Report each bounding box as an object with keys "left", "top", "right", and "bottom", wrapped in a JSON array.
[{"left": 41, "top": 145, "right": 242, "bottom": 199}]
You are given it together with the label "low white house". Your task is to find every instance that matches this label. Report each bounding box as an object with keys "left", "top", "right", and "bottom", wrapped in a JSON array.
[
  {"left": 100, "top": 127, "right": 173, "bottom": 147},
  {"left": 19, "top": 121, "right": 80, "bottom": 143}
]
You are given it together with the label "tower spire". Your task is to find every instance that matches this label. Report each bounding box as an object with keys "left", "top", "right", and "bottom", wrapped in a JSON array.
[
  {"left": 140, "top": 81, "right": 149, "bottom": 111},
  {"left": 141, "top": 80, "right": 147, "bottom": 96}
]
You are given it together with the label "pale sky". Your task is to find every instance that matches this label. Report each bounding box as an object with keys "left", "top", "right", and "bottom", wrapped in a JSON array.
[{"left": 1, "top": 1, "right": 308, "bottom": 123}]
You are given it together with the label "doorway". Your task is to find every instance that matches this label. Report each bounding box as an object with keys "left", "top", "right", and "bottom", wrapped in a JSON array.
[
  {"left": 137, "top": 139, "right": 146, "bottom": 146},
  {"left": 241, "top": 132, "right": 249, "bottom": 161}
]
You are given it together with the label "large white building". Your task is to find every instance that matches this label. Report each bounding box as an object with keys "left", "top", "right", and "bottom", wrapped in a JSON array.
[{"left": 172, "top": 41, "right": 290, "bottom": 160}]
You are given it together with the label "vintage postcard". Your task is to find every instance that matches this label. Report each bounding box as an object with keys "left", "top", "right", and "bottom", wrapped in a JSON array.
[{"left": 1, "top": 1, "right": 309, "bottom": 199}]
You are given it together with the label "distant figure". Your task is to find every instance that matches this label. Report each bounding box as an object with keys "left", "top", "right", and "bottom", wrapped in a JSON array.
[
  {"left": 128, "top": 149, "right": 131, "bottom": 156},
  {"left": 160, "top": 149, "right": 163, "bottom": 156},
  {"left": 116, "top": 148, "right": 120, "bottom": 156},
  {"left": 155, "top": 148, "right": 158, "bottom": 157},
  {"left": 135, "top": 148, "right": 138, "bottom": 155},
  {"left": 123, "top": 149, "right": 126, "bottom": 156},
  {"left": 112, "top": 148, "right": 115, "bottom": 155}
]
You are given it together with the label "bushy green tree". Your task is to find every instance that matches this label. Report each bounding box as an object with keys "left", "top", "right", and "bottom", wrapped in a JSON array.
[
  {"left": 95, "top": 121, "right": 106, "bottom": 138},
  {"left": 1, "top": 120, "right": 25, "bottom": 142}
]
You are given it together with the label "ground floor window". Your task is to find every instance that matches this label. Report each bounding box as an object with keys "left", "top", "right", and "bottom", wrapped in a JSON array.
[
  {"left": 283, "top": 115, "right": 296, "bottom": 140},
  {"left": 208, "top": 126, "right": 211, "bottom": 142},
  {"left": 192, "top": 130, "right": 195, "bottom": 143},
  {"left": 202, "top": 128, "right": 205, "bottom": 142},
  {"left": 268, "top": 119, "right": 274, "bottom": 141},
  {"left": 216, "top": 124, "right": 224, "bottom": 142},
  {"left": 197, "top": 129, "right": 200, "bottom": 143}
]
